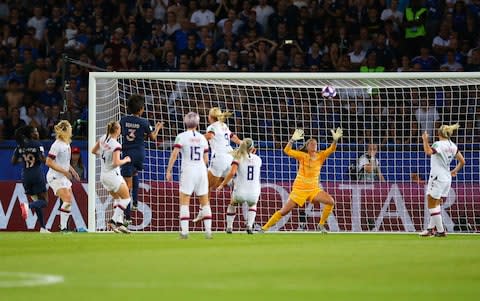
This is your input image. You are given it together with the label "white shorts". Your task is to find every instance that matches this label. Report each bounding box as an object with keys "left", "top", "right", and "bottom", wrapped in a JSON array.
[
  {"left": 427, "top": 176, "right": 451, "bottom": 199},
  {"left": 180, "top": 167, "right": 208, "bottom": 196},
  {"left": 232, "top": 190, "right": 260, "bottom": 206},
  {"left": 209, "top": 152, "right": 233, "bottom": 178},
  {"left": 47, "top": 174, "right": 72, "bottom": 196},
  {"left": 100, "top": 170, "right": 126, "bottom": 193}
]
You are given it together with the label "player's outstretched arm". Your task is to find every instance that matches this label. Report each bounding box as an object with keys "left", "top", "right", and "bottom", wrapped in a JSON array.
[
  {"left": 166, "top": 147, "right": 180, "bottom": 182},
  {"left": 216, "top": 164, "right": 238, "bottom": 191}
]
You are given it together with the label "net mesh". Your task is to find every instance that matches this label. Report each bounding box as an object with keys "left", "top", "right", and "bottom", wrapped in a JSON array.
[{"left": 91, "top": 75, "right": 480, "bottom": 233}]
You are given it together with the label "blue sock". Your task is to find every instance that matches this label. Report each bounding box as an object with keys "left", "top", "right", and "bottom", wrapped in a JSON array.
[
  {"left": 124, "top": 204, "right": 131, "bottom": 220},
  {"left": 132, "top": 175, "right": 139, "bottom": 206},
  {"left": 30, "top": 200, "right": 47, "bottom": 228}
]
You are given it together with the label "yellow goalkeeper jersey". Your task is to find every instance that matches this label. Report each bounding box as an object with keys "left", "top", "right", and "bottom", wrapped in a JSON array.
[{"left": 284, "top": 143, "right": 336, "bottom": 191}]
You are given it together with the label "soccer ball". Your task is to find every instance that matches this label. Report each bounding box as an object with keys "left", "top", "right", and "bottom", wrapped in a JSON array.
[{"left": 321, "top": 85, "right": 337, "bottom": 98}]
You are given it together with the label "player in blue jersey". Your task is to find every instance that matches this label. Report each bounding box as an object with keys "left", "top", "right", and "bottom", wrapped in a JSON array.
[
  {"left": 120, "top": 94, "right": 163, "bottom": 224},
  {"left": 12, "top": 126, "right": 50, "bottom": 233}
]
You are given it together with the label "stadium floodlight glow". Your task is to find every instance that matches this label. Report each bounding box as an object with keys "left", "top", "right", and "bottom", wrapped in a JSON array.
[{"left": 89, "top": 72, "right": 480, "bottom": 233}]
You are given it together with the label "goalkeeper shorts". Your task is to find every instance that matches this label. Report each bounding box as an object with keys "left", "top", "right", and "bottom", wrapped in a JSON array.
[{"left": 289, "top": 187, "right": 322, "bottom": 207}]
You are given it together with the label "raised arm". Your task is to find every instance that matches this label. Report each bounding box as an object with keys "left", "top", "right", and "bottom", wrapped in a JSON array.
[
  {"left": 149, "top": 121, "right": 164, "bottom": 141},
  {"left": 422, "top": 131, "right": 434, "bottom": 156},
  {"left": 284, "top": 129, "right": 305, "bottom": 160},
  {"left": 91, "top": 141, "right": 100, "bottom": 155}
]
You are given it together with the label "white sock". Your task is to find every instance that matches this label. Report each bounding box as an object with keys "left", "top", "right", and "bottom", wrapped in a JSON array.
[
  {"left": 247, "top": 204, "right": 257, "bottom": 229},
  {"left": 202, "top": 205, "right": 212, "bottom": 234},
  {"left": 60, "top": 202, "right": 71, "bottom": 229},
  {"left": 226, "top": 204, "right": 236, "bottom": 229},
  {"left": 180, "top": 205, "right": 189, "bottom": 235},
  {"left": 113, "top": 207, "right": 124, "bottom": 224},
  {"left": 427, "top": 208, "right": 436, "bottom": 229},
  {"left": 430, "top": 206, "right": 444, "bottom": 232}
]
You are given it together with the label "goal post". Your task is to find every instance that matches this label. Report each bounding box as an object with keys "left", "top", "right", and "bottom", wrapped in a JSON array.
[{"left": 88, "top": 72, "right": 480, "bottom": 233}]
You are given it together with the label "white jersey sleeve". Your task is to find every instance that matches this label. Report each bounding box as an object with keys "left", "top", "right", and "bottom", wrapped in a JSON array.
[
  {"left": 174, "top": 130, "right": 209, "bottom": 170},
  {"left": 430, "top": 140, "right": 458, "bottom": 181},
  {"left": 47, "top": 140, "right": 71, "bottom": 178},
  {"left": 233, "top": 153, "right": 262, "bottom": 194},
  {"left": 100, "top": 135, "right": 122, "bottom": 173},
  {"left": 206, "top": 121, "right": 233, "bottom": 154}
]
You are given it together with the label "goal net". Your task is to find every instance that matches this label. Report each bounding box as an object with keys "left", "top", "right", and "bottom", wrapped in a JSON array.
[{"left": 88, "top": 73, "right": 480, "bottom": 233}]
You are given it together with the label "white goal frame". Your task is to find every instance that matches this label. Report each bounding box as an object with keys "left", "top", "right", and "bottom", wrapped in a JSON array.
[{"left": 88, "top": 72, "right": 480, "bottom": 233}]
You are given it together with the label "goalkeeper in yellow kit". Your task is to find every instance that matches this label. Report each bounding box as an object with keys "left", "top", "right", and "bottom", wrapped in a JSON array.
[{"left": 262, "top": 128, "right": 343, "bottom": 233}]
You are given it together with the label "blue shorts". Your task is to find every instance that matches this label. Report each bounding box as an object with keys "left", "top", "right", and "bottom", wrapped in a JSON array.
[
  {"left": 23, "top": 172, "right": 47, "bottom": 196},
  {"left": 120, "top": 149, "right": 144, "bottom": 177}
]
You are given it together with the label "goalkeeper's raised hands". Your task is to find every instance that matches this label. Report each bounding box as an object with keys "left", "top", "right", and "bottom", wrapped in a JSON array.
[
  {"left": 290, "top": 129, "right": 304, "bottom": 142},
  {"left": 331, "top": 127, "right": 343, "bottom": 142}
]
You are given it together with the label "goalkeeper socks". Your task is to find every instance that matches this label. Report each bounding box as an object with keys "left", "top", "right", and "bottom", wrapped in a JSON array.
[
  {"left": 59, "top": 202, "right": 71, "bottom": 230},
  {"left": 430, "top": 206, "right": 444, "bottom": 232},
  {"left": 247, "top": 205, "right": 257, "bottom": 229},
  {"left": 226, "top": 204, "right": 236, "bottom": 229},
  {"left": 202, "top": 205, "right": 212, "bottom": 234},
  {"left": 319, "top": 204, "right": 334, "bottom": 225},
  {"left": 262, "top": 211, "right": 282, "bottom": 230},
  {"left": 179, "top": 205, "right": 189, "bottom": 235},
  {"left": 132, "top": 175, "right": 139, "bottom": 206}
]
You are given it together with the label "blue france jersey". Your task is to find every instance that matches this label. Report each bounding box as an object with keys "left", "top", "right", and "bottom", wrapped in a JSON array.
[
  {"left": 120, "top": 115, "right": 153, "bottom": 150},
  {"left": 13, "top": 140, "right": 45, "bottom": 176}
]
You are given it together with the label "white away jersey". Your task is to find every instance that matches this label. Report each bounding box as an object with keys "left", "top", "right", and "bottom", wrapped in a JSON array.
[
  {"left": 47, "top": 139, "right": 71, "bottom": 178},
  {"left": 430, "top": 139, "right": 458, "bottom": 181},
  {"left": 206, "top": 121, "right": 233, "bottom": 154},
  {"left": 233, "top": 153, "right": 262, "bottom": 194},
  {"left": 174, "top": 130, "right": 209, "bottom": 170},
  {"left": 99, "top": 135, "right": 122, "bottom": 173}
]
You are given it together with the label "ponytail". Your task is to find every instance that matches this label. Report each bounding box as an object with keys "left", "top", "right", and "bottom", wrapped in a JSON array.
[
  {"left": 231, "top": 138, "right": 254, "bottom": 161},
  {"left": 209, "top": 107, "right": 233, "bottom": 123},
  {"left": 106, "top": 121, "right": 118, "bottom": 138},
  {"left": 439, "top": 123, "right": 460, "bottom": 138}
]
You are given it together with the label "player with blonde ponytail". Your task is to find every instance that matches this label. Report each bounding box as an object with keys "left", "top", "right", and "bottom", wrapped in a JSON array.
[
  {"left": 420, "top": 123, "right": 465, "bottom": 237},
  {"left": 217, "top": 138, "right": 262, "bottom": 234},
  {"left": 91, "top": 121, "right": 132, "bottom": 233},
  {"left": 193, "top": 107, "right": 250, "bottom": 223},
  {"left": 46, "top": 120, "right": 80, "bottom": 232}
]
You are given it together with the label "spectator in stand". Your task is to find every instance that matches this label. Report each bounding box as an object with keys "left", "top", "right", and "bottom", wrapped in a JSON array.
[
  {"left": 397, "top": 55, "right": 413, "bottom": 72},
  {"left": 70, "top": 146, "right": 85, "bottom": 180},
  {"left": 216, "top": 9, "right": 243, "bottom": 36},
  {"left": 4, "top": 107, "right": 26, "bottom": 139},
  {"left": 360, "top": 52, "right": 385, "bottom": 72},
  {"left": 440, "top": 50, "right": 464, "bottom": 71},
  {"left": 466, "top": 48, "right": 480, "bottom": 71},
  {"left": 403, "top": 0, "right": 428, "bottom": 58},
  {"left": 431, "top": 24, "right": 451, "bottom": 60},
  {"left": 27, "top": 5, "right": 47, "bottom": 43},
  {"left": 415, "top": 98, "right": 441, "bottom": 138},
  {"left": 411, "top": 47, "right": 440, "bottom": 71},
  {"left": 190, "top": 0, "right": 215, "bottom": 32},
  {"left": 253, "top": 0, "right": 274, "bottom": 35},
  {"left": 5, "top": 79, "right": 24, "bottom": 114},
  {"left": 28, "top": 57, "right": 50, "bottom": 98},
  {"left": 356, "top": 143, "right": 386, "bottom": 182},
  {"left": 348, "top": 39, "right": 367, "bottom": 69}
]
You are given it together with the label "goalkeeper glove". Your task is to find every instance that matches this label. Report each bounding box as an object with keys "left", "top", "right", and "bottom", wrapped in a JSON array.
[
  {"left": 291, "top": 129, "right": 304, "bottom": 141},
  {"left": 331, "top": 127, "right": 343, "bottom": 142}
]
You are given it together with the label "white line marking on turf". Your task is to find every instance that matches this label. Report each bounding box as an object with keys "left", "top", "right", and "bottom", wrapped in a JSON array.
[{"left": 0, "top": 272, "right": 64, "bottom": 287}]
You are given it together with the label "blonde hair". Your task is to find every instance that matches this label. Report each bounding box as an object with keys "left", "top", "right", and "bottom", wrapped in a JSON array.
[
  {"left": 54, "top": 120, "right": 72, "bottom": 143},
  {"left": 209, "top": 107, "right": 233, "bottom": 123},
  {"left": 106, "top": 121, "right": 119, "bottom": 138},
  {"left": 299, "top": 138, "right": 316, "bottom": 153},
  {"left": 231, "top": 138, "right": 254, "bottom": 161},
  {"left": 439, "top": 123, "right": 460, "bottom": 138}
]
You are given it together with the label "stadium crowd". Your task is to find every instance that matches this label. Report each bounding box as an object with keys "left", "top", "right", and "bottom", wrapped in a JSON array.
[{"left": 0, "top": 0, "right": 479, "bottom": 141}]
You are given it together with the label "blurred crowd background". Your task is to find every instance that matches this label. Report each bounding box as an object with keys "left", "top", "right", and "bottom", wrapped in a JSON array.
[{"left": 0, "top": 0, "right": 479, "bottom": 141}]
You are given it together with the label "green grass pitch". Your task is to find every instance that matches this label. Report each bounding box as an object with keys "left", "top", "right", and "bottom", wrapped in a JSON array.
[{"left": 1, "top": 232, "right": 479, "bottom": 301}]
